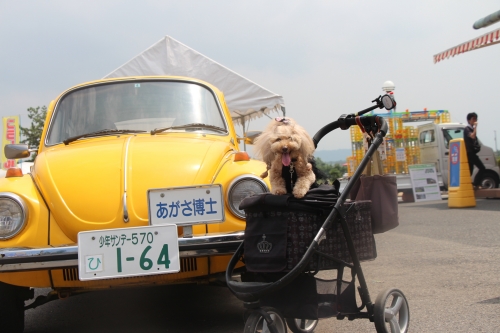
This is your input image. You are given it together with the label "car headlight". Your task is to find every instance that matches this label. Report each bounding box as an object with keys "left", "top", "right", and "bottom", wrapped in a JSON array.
[
  {"left": 227, "top": 175, "right": 268, "bottom": 219},
  {"left": 0, "top": 193, "right": 28, "bottom": 240}
]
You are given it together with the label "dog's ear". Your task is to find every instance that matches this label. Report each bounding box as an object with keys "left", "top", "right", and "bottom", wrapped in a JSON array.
[
  {"left": 293, "top": 124, "right": 316, "bottom": 161},
  {"left": 252, "top": 124, "right": 275, "bottom": 165}
]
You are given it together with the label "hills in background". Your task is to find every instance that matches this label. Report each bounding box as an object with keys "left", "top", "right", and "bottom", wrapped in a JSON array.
[
  {"left": 313, "top": 149, "right": 351, "bottom": 164},
  {"left": 246, "top": 147, "right": 352, "bottom": 164}
]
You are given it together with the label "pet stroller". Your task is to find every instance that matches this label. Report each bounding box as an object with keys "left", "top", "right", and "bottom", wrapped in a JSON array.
[{"left": 225, "top": 95, "right": 409, "bottom": 333}]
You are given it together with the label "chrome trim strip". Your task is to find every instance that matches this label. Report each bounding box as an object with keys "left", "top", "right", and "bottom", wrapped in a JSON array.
[
  {"left": 123, "top": 193, "right": 129, "bottom": 222},
  {"left": 2, "top": 259, "right": 79, "bottom": 271},
  {"left": 122, "top": 136, "right": 133, "bottom": 222},
  {"left": 0, "top": 231, "right": 244, "bottom": 272},
  {"left": 0, "top": 192, "right": 29, "bottom": 240},
  {"left": 210, "top": 157, "right": 232, "bottom": 184}
]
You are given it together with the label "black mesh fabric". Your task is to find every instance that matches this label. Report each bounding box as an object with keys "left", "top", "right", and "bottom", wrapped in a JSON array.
[{"left": 241, "top": 185, "right": 376, "bottom": 272}]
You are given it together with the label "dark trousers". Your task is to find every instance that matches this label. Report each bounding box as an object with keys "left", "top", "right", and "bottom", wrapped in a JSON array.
[{"left": 467, "top": 153, "right": 486, "bottom": 186}]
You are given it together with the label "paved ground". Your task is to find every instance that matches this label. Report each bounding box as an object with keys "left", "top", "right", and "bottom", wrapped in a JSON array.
[
  {"left": 315, "top": 198, "right": 500, "bottom": 332},
  {"left": 24, "top": 198, "right": 500, "bottom": 332}
]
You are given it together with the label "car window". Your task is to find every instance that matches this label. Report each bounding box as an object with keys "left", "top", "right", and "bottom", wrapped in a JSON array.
[
  {"left": 46, "top": 81, "right": 227, "bottom": 145},
  {"left": 419, "top": 130, "right": 435, "bottom": 144},
  {"left": 442, "top": 128, "right": 463, "bottom": 149}
]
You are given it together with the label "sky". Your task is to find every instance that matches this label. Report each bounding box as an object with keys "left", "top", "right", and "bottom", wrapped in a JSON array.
[{"left": 1, "top": 1, "right": 500, "bottom": 152}]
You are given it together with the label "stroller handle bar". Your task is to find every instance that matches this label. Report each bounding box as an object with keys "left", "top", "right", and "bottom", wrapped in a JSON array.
[{"left": 312, "top": 115, "right": 388, "bottom": 148}]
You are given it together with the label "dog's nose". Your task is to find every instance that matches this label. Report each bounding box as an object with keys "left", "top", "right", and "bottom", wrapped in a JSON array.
[{"left": 282, "top": 146, "right": 288, "bottom": 153}]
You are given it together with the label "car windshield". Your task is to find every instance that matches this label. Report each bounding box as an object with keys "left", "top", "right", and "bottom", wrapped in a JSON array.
[
  {"left": 46, "top": 80, "right": 227, "bottom": 145},
  {"left": 442, "top": 128, "right": 464, "bottom": 149}
]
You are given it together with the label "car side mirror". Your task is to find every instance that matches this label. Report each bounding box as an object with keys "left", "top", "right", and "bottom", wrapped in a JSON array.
[
  {"left": 4, "top": 144, "right": 31, "bottom": 159},
  {"left": 238, "top": 131, "right": 262, "bottom": 145}
]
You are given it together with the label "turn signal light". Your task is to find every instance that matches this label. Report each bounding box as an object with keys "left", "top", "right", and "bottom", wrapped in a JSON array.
[
  {"left": 6, "top": 168, "right": 23, "bottom": 178},
  {"left": 234, "top": 152, "right": 250, "bottom": 161}
]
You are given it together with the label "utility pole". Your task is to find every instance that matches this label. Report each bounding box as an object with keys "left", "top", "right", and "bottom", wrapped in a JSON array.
[{"left": 495, "top": 130, "right": 498, "bottom": 156}]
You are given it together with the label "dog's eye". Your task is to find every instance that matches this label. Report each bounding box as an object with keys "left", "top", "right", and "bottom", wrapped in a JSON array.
[{"left": 275, "top": 138, "right": 281, "bottom": 142}]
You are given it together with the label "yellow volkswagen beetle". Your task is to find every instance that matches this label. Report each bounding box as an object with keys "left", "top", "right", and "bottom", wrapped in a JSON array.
[{"left": 0, "top": 76, "right": 270, "bottom": 332}]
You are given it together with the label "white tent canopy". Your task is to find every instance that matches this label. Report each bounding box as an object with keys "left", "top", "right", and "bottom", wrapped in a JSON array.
[{"left": 104, "top": 36, "right": 285, "bottom": 126}]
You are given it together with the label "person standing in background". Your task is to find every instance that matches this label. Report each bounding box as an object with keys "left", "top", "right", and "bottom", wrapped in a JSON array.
[{"left": 463, "top": 112, "right": 486, "bottom": 189}]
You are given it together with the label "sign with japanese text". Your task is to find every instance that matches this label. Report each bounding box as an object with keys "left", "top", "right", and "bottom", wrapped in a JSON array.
[
  {"left": 2, "top": 116, "right": 20, "bottom": 170},
  {"left": 449, "top": 141, "right": 460, "bottom": 188},
  {"left": 408, "top": 164, "right": 441, "bottom": 202},
  {"left": 148, "top": 184, "right": 224, "bottom": 226},
  {"left": 396, "top": 148, "right": 406, "bottom": 162},
  {"left": 378, "top": 139, "right": 387, "bottom": 161}
]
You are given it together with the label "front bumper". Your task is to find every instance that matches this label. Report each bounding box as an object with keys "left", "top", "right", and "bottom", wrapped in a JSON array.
[{"left": 0, "top": 231, "right": 243, "bottom": 272}]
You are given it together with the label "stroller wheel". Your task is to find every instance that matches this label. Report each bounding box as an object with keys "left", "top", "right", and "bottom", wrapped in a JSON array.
[
  {"left": 374, "top": 288, "right": 410, "bottom": 333},
  {"left": 285, "top": 318, "right": 318, "bottom": 333},
  {"left": 244, "top": 306, "right": 288, "bottom": 333}
]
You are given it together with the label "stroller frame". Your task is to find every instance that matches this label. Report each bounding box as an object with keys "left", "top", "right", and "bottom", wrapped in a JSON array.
[{"left": 226, "top": 95, "right": 409, "bottom": 333}]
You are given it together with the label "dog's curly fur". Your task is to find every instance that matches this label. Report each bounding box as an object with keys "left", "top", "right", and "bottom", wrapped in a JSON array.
[{"left": 253, "top": 117, "right": 316, "bottom": 198}]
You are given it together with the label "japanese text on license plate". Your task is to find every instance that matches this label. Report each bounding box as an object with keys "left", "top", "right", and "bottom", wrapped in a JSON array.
[
  {"left": 148, "top": 184, "right": 224, "bottom": 226},
  {"left": 78, "top": 225, "right": 180, "bottom": 281}
]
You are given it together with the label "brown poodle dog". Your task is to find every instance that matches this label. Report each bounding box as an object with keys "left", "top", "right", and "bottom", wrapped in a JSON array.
[{"left": 253, "top": 117, "right": 316, "bottom": 198}]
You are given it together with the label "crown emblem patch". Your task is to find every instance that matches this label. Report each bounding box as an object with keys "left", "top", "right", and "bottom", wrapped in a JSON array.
[{"left": 257, "top": 234, "right": 272, "bottom": 254}]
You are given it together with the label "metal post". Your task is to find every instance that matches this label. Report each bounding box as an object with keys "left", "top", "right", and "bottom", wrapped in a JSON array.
[
  {"left": 241, "top": 118, "right": 246, "bottom": 151},
  {"left": 473, "top": 10, "right": 500, "bottom": 29},
  {"left": 495, "top": 130, "right": 498, "bottom": 156}
]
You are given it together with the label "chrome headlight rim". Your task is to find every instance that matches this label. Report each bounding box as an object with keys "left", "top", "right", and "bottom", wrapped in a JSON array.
[
  {"left": 227, "top": 175, "right": 269, "bottom": 219},
  {"left": 0, "top": 192, "right": 29, "bottom": 240}
]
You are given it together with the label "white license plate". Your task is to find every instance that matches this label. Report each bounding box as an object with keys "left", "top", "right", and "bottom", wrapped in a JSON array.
[
  {"left": 148, "top": 184, "right": 225, "bottom": 226},
  {"left": 78, "top": 225, "right": 180, "bottom": 281}
]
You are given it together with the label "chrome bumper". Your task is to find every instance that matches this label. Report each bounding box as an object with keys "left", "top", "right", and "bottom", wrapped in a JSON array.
[{"left": 0, "top": 231, "right": 244, "bottom": 272}]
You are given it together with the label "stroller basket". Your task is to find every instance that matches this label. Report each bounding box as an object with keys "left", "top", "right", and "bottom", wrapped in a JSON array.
[
  {"left": 240, "top": 188, "right": 377, "bottom": 273},
  {"left": 243, "top": 272, "right": 357, "bottom": 320}
]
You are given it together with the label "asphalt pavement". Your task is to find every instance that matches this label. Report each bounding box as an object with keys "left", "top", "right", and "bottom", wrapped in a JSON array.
[{"left": 24, "top": 198, "right": 500, "bottom": 333}]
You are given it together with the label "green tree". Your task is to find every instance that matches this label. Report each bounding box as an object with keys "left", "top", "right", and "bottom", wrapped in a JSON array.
[
  {"left": 19, "top": 106, "right": 47, "bottom": 161},
  {"left": 314, "top": 157, "right": 347, "bottom": 182},
  {"left": 328, "top": 163, "right": 347, "bottom": 180}
]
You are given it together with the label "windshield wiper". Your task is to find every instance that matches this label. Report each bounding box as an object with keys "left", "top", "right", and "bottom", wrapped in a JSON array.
[
  {"left": 150, "top": 123, "right": 227, "bottom": 135},
  {"left": 63, "top": 129, "right": 147, "bottom": 145}
]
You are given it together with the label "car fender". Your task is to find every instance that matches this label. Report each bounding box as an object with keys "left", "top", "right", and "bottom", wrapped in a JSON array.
[
  {"left": 0, "top": 174, "right": 50, "bottom": 248},
  {"left": 208, "top": 155, "right": 269, "bottom": 233}
]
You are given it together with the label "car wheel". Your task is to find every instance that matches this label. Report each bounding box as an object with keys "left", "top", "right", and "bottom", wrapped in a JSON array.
[
  {"left": 401, "top": 191, "right": 414, "bottom": 203},
  {"left": 0, "top": 282, "right": 28, "bottom": 333},
  {"left": 476, "top": 171, "right": 499, "bottom": 189}
]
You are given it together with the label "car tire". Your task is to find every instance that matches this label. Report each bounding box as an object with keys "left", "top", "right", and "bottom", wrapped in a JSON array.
[
  {"left": 475, "top": 171, "right": 499, "bottom": 189},
  {"left": 401, "top": 191, "right": 414, "bottom": 203},
  {"left": 0, "top": 282, "right": 29, "bottom": 333}
]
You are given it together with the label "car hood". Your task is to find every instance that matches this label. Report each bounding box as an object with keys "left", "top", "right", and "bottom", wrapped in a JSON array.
[{"left": 33, "top": 135, "right": 232, "bottom": 240}]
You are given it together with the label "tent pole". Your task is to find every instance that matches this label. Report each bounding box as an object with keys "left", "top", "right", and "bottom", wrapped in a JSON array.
[{"left": 241, "top": 118, "right": 246, "bottom": 151}]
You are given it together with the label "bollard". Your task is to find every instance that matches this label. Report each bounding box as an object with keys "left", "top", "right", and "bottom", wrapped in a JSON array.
[{"left": 448, "top": 138, "right": 476, "bottom": 208}]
